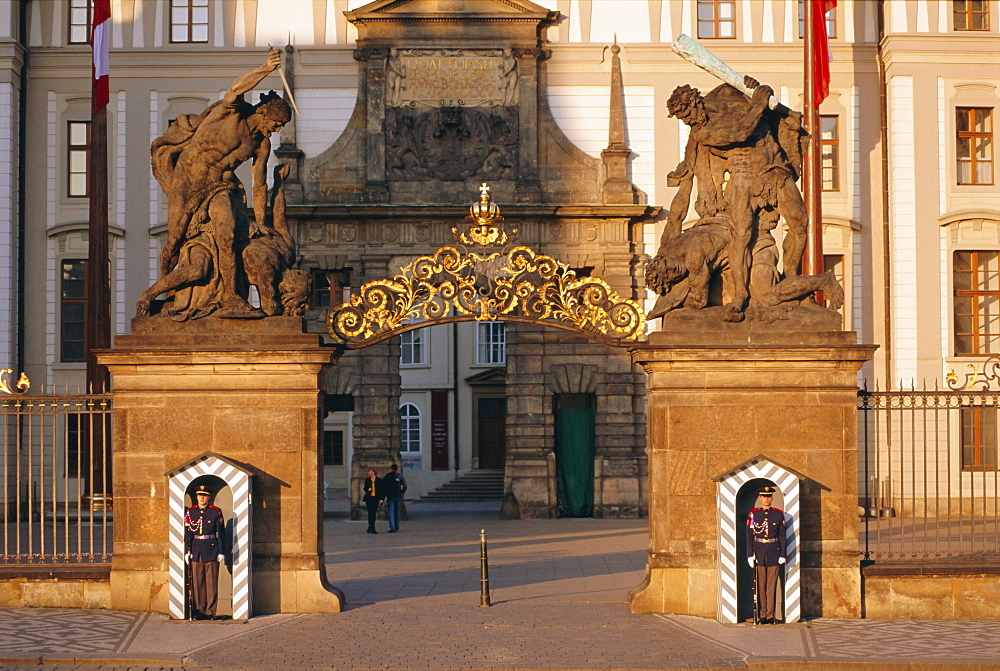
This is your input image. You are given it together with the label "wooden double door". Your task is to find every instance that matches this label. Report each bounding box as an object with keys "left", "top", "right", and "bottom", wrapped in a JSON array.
[{"left": 476, "top": 396, "right": 507, "bottom": 469}]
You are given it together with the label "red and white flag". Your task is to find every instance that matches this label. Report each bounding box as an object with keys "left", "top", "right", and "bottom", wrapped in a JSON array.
[
  {"left": 810, "top": 0, "right": 836, "bottom": 107},
  {"left": 91, "top": 0, "right": 111, "bottom": 112}
]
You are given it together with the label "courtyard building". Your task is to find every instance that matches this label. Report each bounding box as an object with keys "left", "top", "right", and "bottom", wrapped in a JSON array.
[{"left": 0, "top": 0, "right": 997, "bottom": 527}]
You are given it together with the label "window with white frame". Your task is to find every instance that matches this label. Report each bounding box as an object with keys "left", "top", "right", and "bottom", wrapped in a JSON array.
[
  {"left": 400, "top": 330, "right": 426, "bottom": 365},
  {"left": 697, "top": 0, "right": 736, "bottom": 39},
  {"left": 170, "top": 0, "right": 209, "bottom": 43},
  {"left": 956, "top": 107, "right": 994, "bottom": 185},
  {"left": 476, "top": 322, "right": 506, "bottom": 365},
  {"left": 69, "top": 0, "right": 93, "bottom": 45},
  {"left": 954, "top": 250, "right": 1000, "bottom": 355},
  {"left": 310, "top": 268, "right": 351, "bottom": 309},
  {"left": 68, "top": 121, "right": 90, "bottom": 198},
  {"left": 797, "top": 0, "right": 837, "bottom": 39},
  {"left": 820, "top": 115, "right": 840, "bottom": 191},
  {"left": 399, "top": 403, "right": 421, "bottom": 453},
  {"left": 954, "top": 0, "right": 990, "bottom": 31}
]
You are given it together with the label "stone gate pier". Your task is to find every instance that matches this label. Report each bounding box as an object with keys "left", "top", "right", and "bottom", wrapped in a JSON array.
[
  {"left": 627, "top": 326, "right": 876, "bottom": 619},
  {"left": 99, "top": 318, "right": 344, "bottom": 615}
]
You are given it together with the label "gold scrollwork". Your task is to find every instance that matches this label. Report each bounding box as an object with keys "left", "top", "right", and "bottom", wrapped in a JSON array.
[
  {"left": 328, "top": 184, "right": 645, "bottom": 347},
  {"left": 0, "top": 368, "right": 30, "bottom": 395},
  {"left": 946, "top": 356, "right": 1000, "bottom": 391}
]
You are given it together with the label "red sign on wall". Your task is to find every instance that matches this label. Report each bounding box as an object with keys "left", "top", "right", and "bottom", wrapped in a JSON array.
[{"left": 431, "top": 390, "right": 449, "bottom": 471}]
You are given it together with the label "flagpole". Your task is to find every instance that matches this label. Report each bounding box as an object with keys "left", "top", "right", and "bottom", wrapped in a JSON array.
[
  {"left": 86, "top": 104, "right": 110, "bottom": 395},
  {"left": 802, "top": 0, "right": 824, "bottom": 281},
  {"left": 85, "top": 1, "right": 112, "bottom": 507},
  {"left": 86, "top": 0, "right": 111, "bottom": 396}
]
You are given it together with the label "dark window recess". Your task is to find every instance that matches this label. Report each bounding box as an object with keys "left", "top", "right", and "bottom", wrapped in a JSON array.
[
  {"left": 323, "top": 430, "right": 344, "bottom": 467},
  {"left": 324, "top": 394, "right": 355, "bottom": 414},
  {"left": 310, "top": 269, "right": 351, "bottom": 309},
  {"left": 61, "top": 259, "right": 87, "bottom": 362}
]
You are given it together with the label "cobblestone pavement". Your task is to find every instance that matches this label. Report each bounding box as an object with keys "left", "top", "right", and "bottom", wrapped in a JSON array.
[{"left": 1, "top": 503, "right": 999, "bottom": 670}]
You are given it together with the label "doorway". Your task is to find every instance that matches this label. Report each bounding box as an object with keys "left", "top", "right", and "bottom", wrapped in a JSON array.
[
  {"left": 555, "top": 393, "right": 596, "bottom": 517},
  {"left": 735, "top": 478, "right": 784, "bottom": 623},
  {"left": 476, "top": 396, "right": 507, "bottom": 469},
  {"left": 186, "top": 475, "right": 234, "bottom": 619}
]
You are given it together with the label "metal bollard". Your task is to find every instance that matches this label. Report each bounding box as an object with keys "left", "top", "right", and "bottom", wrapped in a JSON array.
[{"left": 479, "top": 528, "right": 492, "bottom": 607}]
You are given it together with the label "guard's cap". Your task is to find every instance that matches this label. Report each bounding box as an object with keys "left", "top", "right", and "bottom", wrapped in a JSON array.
[
  {"left": 195, "top": 487, "right": 211, "bottom": 497},
  {"left": 759, "top": 486, "right": 776, "bottom": 496}
]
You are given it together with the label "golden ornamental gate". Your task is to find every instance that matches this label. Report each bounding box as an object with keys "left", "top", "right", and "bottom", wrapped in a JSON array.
[{"left": 327, "top": 184, "right": 645, "bottom": 349}]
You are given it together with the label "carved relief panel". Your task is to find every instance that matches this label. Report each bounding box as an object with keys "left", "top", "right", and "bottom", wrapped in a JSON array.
[{"left": 384, "top": 48, "right": 520, "bottom": 182}]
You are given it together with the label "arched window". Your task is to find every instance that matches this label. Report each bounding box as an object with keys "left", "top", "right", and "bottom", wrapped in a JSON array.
[{"left": 399, "top": 403, "right": 421, "bottom": 453}]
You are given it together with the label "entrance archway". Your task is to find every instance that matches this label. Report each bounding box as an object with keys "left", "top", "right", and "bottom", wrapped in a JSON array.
[
  {"left": 103, "top": 185, "right": 871, "bottom": 621},
  {"left": 328, "top": 184, "right": 647, "bottom": 521}
]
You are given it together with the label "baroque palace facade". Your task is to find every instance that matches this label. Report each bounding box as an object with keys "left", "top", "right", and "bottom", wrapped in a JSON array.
[{"left": 0, "top": 0, "right": 997, "bottom": 514}]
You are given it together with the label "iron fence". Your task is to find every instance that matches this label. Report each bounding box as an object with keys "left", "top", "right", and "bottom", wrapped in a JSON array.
[
  {"left": 859, "top": 383, "right": 1000, "bottom": 562},
  {"left": 1, "top": 375, "right": 112, "bottom": 564}
]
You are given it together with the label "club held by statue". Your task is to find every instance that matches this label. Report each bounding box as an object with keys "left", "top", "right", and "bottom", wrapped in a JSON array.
[{"left": 670, "top": 34, "right": 782, "bottom": 111}]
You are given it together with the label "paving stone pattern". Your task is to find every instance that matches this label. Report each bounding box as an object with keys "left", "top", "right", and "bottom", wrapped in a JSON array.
[
  {"left": 189, "top": 602, "right": 742, "bottom": 670},
  {"left": 2, "top": 505, "right": 999, "bottom": 670},
  {"left": 808, "top": 618, "right": 1000, "bottom": 662},
  {"left": 0, "top": 609, "right": 145, "bottom": 654}
]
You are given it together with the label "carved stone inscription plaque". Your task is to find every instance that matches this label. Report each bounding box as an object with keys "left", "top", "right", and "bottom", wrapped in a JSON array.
[{"left": 387, "top": 48, "right": 519, "bottom": 108}]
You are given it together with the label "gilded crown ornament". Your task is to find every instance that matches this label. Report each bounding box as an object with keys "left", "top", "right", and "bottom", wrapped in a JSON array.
[
  {"left": 327, "top": 185, "right": 646, "bottom": 347},
  {"left": 453, "top": 183, "right": 517, "bottom": 247}
]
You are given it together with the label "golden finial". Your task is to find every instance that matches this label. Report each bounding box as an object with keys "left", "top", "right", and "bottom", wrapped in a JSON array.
[{"left": 456, "top": 183, "right": 513, "bottom": 246}]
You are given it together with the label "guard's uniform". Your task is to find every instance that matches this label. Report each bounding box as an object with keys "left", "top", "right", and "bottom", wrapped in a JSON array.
[
  {"left": 746, "top": 503, "right": 787, "bottom": 622},
  {"left": 184, "top": 503, "right": 225, "bottom": 618}
]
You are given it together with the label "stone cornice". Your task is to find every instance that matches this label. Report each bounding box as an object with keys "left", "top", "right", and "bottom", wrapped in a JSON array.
[{"left": 283, "top": 204, "right": 660, "bottom": 220}]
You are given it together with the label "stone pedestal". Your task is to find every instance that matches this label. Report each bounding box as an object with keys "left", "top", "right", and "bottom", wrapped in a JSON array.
[
  {"left": 99, "top": 318, "right": 344, "bottom": 615},
  {"left": 627, "top": 327, "right": 875, "bottom": 619}
]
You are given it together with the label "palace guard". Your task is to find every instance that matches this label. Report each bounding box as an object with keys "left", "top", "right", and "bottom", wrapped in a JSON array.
[
  {"left": 184, "top": 486, "right": 226, "bottom": 620},
  {"left": 746, "top": 485, "right": 787, "bottom": 624}
]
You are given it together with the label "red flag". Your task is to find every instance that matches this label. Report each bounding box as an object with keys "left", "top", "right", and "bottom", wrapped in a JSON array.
[
  {"left": 811, "top": 0, "right": 836, "bottom": 108},
  {"left": 91, "top": 0, "right": 111, "bottom": 112}
]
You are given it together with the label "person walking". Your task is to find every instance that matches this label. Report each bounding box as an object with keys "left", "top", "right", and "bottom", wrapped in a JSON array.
[
  {"left": 382, "top": 463, "right": 407, "bottom": 533},
  {"left": 363, "top": 467, "right": 383, "bottom": 534},
  {"left": 184, "top": 486, "right": 226, "bottom": 620},
  {"left": 746, "top": 485, "right": 787, "bottom": 624}
]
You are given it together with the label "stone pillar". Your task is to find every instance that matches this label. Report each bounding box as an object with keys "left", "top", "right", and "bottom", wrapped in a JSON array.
[
  {"left": 504, "top": 325, "right": 646, "bottom": 519},
  {"left": 348, "top": 254, "right": 402, "bottom": 519},
  {"left": 99, "top": 318, "right": 344, "bottom": 615},
  {"left": 503, "top": 324, "right": 555, "bottom": 518},
  {"left": 627, "top": 328, "right": 875, "bottom": 619},
  {"left": 349, "top": 337, "right": 402, "bottom": 520},
  {"left": 362, "top": 47, "right": 389, "bottom": 203},
  {"left": 515, "top": 49, "right": 542, "bottom": 203}
]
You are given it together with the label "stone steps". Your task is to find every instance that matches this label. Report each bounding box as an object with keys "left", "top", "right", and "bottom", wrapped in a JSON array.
[{"left": 418, "top": 469, "right": 505, "bottom": 502}]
